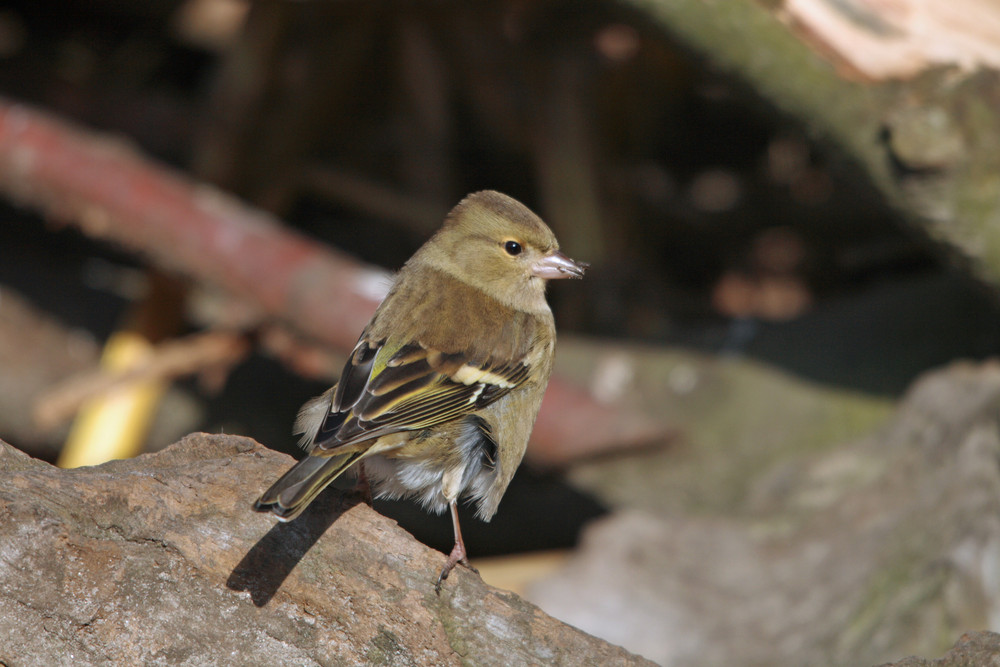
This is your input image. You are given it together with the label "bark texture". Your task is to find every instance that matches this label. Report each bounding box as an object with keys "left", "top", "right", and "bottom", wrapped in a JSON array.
[{"left": 0, "top": 433, "right": 651, "bottom": 666}]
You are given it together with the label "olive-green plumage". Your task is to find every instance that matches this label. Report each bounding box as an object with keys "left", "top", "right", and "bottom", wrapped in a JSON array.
[{"left": 254, "top": 190, "right": 587, "bottom": 587}]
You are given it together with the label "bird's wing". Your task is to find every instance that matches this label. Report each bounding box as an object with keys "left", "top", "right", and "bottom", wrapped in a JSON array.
[{"left": 308, "top": 335, "right": 530, "bottom": 454}]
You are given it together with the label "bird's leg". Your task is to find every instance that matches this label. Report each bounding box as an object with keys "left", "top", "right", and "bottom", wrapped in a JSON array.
[
  {"left": 354, "top": 460, "right": 373, "bottom": 506},
  {"left": 338, "top": 461, "right": 373, "bottom": 508},
  {"left": 436, "top": 500, "right": 478, "bottom": 592}
]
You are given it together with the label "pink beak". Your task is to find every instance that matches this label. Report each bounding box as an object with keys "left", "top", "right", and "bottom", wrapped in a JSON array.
[{"left": 531, "top": 250, "right": 589, "bottom": 280}]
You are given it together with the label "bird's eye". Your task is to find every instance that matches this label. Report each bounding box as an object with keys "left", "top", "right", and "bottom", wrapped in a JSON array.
[{"left": 504, "top": 240, "right": 522, "bottom": 256}]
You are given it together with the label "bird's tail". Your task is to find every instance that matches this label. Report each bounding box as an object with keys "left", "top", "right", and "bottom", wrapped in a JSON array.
[{"left": 254, "top": 452, "right": 363, "bottom": 521}]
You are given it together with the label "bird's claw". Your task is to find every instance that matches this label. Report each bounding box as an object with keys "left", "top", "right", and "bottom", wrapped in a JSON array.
[{"left": 434, "top": 544, "right": 477, "bottom": 594}]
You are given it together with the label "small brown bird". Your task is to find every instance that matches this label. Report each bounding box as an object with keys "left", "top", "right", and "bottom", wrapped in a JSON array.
[{"left": 254, "top": 190, "right": 587, "bottom": 588}]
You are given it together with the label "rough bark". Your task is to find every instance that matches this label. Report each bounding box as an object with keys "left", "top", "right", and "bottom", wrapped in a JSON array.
[
  {"left": 877, "top": 631, "right": 1000, "bottom": 667},
  {"left": 0, "top": 433, "right": 651, "bottom": 666}
]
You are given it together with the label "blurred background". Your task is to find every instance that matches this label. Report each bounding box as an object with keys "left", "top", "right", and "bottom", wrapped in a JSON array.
[{"left": 3, "top": 1, "right": 1000, "bottom": 665}]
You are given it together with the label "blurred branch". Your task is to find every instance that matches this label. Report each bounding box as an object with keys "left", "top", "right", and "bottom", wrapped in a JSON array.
[
  {"left": 533, "top": 377, "right": 673, "bottom": 468},
  {"left": 531, "top": 51, "right": 606, "bottom": 263},
  {"left": 0, "top": 98, "right": 382, "bottom": 350},
  {"left": 0, "top": 98, "right": 669, "bottom": 465},
  {"left": 627, "top": 0, "right": 1000, "bottom": 284},
  {"left": 34, "top": 330, "right": 251, "bottom": 431}
]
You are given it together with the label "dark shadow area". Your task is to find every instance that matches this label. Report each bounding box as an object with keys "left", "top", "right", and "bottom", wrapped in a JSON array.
[
  {"left": 739, "top": 270, "right": 1000, "bottom": 394},
  {"left": 668, "top": 268, "right": 1000, "bottom": 395},
  {"left": 226, "top": 489, "right": 349, "bottom": 607}
]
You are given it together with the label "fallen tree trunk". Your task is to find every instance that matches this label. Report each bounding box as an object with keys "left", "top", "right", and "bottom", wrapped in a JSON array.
[{"left": 0, "top": 433, "right": 651, "bottom": 666}]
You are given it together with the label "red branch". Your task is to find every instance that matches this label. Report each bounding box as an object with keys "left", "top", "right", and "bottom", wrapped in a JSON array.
[
  {"left": 0, "top": 98, "right": 667, "bottom": 466},
  {"left": 0, "top": 100, "right": 378, "bottom": 349}
]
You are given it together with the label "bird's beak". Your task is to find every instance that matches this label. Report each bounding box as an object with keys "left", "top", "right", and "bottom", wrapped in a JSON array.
[{"left": 531, "top": 250, "right": 589, "bottom": 280}]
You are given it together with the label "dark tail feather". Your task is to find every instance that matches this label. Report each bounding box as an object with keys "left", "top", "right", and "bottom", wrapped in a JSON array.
[{"left": 254, "top": 453, "right": 362, "bottom": 521}]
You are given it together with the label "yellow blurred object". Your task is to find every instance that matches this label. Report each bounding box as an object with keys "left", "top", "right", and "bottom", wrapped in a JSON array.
[
  {"left": 473, "top": 549, "right": 571, "bottom": 597},
  {"left": 57, "top": 330, "right": 166, "bottom": 468}
]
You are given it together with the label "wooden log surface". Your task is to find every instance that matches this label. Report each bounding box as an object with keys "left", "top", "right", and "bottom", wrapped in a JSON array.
[{"left": 0, "top": 432, "right": 652, "bottom": 666}]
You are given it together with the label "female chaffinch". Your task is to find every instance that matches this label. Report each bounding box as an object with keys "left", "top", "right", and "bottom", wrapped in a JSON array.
[{"left": 255, "top": 190, "right": 587, "bottom": 588}]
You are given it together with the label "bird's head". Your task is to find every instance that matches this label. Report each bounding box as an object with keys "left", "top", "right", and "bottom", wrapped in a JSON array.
[{"left": 416, "top": 190, "right": 588, "bottom": 313}]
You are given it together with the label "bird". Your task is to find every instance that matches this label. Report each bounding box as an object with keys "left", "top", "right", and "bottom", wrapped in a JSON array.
[{"left": 254, "top": 190, "right": 587, "bottom": 589}]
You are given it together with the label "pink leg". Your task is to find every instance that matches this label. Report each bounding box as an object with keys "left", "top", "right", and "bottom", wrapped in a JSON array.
[
  {"left": 436, "top": 500, "right": 478, "bottom": 592},
  {"left": 355, "top": 460, "right": 373, "bottom": 506},
  {"left": 339, "top": 460, "right": 373, "bottom": 508}
]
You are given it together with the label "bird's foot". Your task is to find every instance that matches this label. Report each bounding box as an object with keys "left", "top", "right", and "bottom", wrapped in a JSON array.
[{"left": 435, "top": 542, "right": 478, "bottom": 594}]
